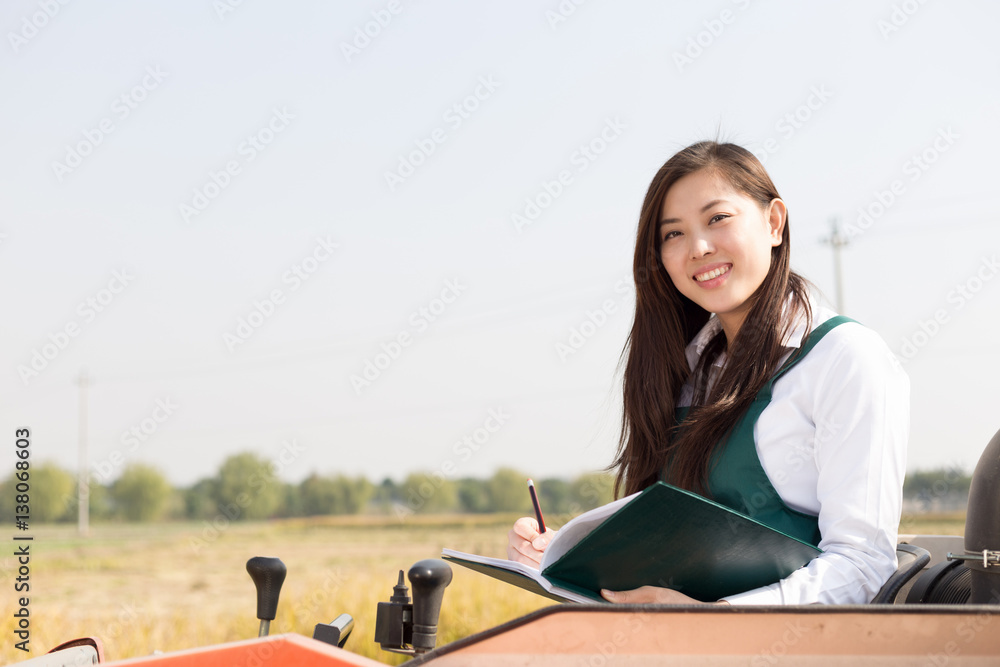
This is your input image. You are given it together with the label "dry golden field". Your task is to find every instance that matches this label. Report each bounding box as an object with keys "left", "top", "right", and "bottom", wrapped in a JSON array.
[{"left": 1, "top": 512, "right": 966, "bottom": 665}]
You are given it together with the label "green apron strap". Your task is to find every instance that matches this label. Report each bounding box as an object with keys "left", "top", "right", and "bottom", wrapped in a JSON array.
[
  {"left": 771, "top": 315, "right": 856, "bottom": 385},
  {"left": 672, "top": 315, "right": 857, "bottom": 546}
]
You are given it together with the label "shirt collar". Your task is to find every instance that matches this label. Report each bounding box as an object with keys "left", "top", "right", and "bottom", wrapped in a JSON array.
[
  {"left": 683, "top": 298, "right": 819, "bottom": 371},
  {"left": 685, "top": 316, "right": 723, "bottom": 371}
]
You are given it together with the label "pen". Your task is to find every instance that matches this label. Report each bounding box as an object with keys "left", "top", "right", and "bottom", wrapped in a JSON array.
[{"left": 527, "top": 478, "right": 546, "bottom": 533}]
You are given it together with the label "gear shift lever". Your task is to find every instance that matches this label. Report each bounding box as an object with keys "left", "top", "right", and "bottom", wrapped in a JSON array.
[{"left": 246, "top": 556, "right": 286, "bottom": 637}]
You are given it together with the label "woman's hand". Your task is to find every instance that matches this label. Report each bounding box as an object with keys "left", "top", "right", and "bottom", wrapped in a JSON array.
[
  {"left": 601, "top": 586, "right": 731, "bottom": 605},
  {"left": 506, "top": 517, "right": 557, "bottom": 568}
]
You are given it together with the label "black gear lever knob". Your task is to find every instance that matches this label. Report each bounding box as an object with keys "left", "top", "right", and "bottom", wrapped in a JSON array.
[
  {"left": 408, "top": 558, "right": 452, "bottom": 653},
  {"left": 247, "top": 556, "right": 287, "bottom": 636}
]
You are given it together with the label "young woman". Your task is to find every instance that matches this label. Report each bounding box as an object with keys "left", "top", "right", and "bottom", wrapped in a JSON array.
[{"left": 507, "top": 141, "right": 909, "bottom": 605}]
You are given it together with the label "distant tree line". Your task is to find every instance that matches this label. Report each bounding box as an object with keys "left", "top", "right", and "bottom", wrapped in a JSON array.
[
  {"left": 902, "top": 466, "right": 973, "bottom": 512},
  {"left": 0, "top": 457, "right": 970, "bottom": 524},
  {"left": 902, "top": 467, "right": 972, "bottom": 497},
  {"left": 0, "top": 452, "right": 616, "bottom": 524}
]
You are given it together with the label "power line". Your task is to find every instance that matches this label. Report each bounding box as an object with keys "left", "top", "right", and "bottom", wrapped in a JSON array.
[{"left": 820, "top": 217, "right": 848, "bottom": 314}]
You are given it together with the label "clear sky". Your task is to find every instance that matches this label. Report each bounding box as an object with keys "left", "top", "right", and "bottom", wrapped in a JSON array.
[{"left": 2, "top": 0, "right": 998, "bottom": 487}]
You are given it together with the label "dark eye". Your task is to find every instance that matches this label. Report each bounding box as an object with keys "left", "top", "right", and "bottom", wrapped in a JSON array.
[
  {"left": 661, "top": 230, "right": 681, "bottom": 243},
  {"left": 709, "top": 214, "right": 729, "bottom": 224}
]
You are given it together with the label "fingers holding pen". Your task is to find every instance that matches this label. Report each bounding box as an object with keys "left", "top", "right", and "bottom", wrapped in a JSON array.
[
  {"left": 506, "top": 517, "right": 557, "bottom": 568},
  {"left": 507, "top": 517, "right": 542, "bottom": 566}
]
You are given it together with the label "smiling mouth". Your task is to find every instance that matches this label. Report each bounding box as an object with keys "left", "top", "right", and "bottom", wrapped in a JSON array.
[{"left": 694, "top": 265, "right": 731, "bottom": 282}]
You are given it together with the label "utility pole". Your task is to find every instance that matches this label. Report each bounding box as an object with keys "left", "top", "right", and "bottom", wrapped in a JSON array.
[
  {"left": 77, "top": 368, "right": 90, "bottom": 537},
  {"left": 821, "top": 217, "right": 848, "bottom": 314}
]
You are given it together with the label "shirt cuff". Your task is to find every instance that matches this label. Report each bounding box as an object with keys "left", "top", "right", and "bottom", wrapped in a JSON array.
[{"left": 719, "top": 583, "right": 784, "bottom": 606}]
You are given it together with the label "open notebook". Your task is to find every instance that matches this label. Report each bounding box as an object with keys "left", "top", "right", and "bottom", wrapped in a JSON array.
[{"left": 443, "top": 481, "right": 822, "bottom": 603}]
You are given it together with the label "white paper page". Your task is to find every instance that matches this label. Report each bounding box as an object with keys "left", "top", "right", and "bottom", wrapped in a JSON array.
[
  {"left": 441, "top": 548, "right": 596, "bottom": 603},
  {"left": 441, "top": 548, "right": 541, "bottom": 579},
  {"left": 540, "top": 490, "right": 642, "bottom": 567}
]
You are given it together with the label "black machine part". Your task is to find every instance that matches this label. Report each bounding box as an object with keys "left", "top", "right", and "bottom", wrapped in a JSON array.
[
  {"left": 905, "top": 560, "right": 972, "bottom": 605},
  {"left": 908, "top": 427, "right": 1000, "bottom": 606},
  {"left": 870, "top": 543, "right": 931, "bottom": 603},
  {"left": 962, "top": 427, "right": 1000, "bottom": 604},
  {"left": 374, "top": 560, "right": 453, "bottom": 655},
  {"left": 374, "top": 571, "right": 413, "bottom": 653},
  {"left": 409, "top": 558, "right": 454, "bottom": 652},
  {"left": 246, "top": 556, "right": 287, "bottom": 636}
]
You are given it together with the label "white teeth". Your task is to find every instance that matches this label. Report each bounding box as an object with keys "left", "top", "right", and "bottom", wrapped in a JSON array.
[{"left": 695, "top": 266, "right": 729, "bottom": 282}]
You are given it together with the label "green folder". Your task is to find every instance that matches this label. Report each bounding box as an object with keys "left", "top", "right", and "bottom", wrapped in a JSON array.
[{"left": 444, "top": 481, "right": 822, "bottom": 603}]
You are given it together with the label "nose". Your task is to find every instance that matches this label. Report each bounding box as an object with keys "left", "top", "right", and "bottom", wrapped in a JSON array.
[{"left": 688, "top": 232, "right": 713, "bottom": 259}]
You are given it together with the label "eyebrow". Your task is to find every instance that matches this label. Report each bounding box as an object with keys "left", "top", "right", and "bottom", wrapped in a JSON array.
[{"left": 659, "top": 199, "right": 730, "bottom": 227}]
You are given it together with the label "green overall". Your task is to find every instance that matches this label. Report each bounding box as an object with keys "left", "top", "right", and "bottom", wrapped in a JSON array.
[{"left": 672, "top": 316, "right": 853, "bottom": 547}]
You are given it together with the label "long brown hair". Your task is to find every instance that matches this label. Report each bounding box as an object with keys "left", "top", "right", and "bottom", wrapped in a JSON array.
[{"left": 612, "top": 141, "right": 811, "bottom": 497}]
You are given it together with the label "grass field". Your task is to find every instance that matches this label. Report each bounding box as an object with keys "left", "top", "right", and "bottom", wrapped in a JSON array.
[{"left": 1, "top": 512, "right": 966, "bottom": 665}]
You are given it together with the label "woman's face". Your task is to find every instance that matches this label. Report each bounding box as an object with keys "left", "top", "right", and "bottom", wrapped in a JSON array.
[{"left": 658, "top": 168, "right": 786, "bottom": 342}]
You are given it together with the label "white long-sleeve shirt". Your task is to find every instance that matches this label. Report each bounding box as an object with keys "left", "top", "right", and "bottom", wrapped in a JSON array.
[{"left": 678, "top": 304, "right": 910, "bottom": 605}]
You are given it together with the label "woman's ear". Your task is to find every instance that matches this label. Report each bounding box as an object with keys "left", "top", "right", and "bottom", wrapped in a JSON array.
[{"left": 767, "top": 198, "right": 787, "bottom": 246}]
